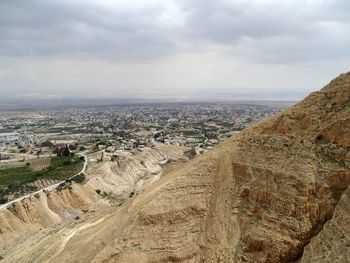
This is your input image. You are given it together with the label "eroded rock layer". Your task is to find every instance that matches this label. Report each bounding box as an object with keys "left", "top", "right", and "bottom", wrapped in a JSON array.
[
  {"left": 1, "top": 72, "right": 349, "bottom": 263},
  {"left": 300, "top": 186, "right": 350, "bottom": 262},
  {"left": 0, "top": 144, "right": 187, "bottom": 256}
]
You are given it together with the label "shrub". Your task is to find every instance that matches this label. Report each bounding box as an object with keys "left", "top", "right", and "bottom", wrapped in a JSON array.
[
  {"left": 111, "top": 155, "right": 119, "bottom": 162},
  {"left": 184, "top": 148, "right": 196, "bottom": 159},
  {"left": 71, "top": 173, "right": 85, "bottom": 184},
  {"left": 57, "top": 182, "right": 66, "bottom": 191},
  {"left": 63, "top": 160, "right": 72, "bottom": 165},
  {"left": 41, "top": 141, "right": 54, "bottom": 148},
  {"left": 0, "top": 195, "right": 7, "bottom": 204}
]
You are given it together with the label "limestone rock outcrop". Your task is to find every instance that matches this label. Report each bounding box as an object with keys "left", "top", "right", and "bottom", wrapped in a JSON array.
[
  {"left": 300, "top": 186, "right": 350, "bottom": 263},
  {"left": 0, "top": 144, "right": 187, "bottom": 256},
  {"left": 1, "top": 72, "right": 349, "bottom": 262}
]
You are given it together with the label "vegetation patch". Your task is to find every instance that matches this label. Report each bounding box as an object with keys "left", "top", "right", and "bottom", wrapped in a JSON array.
[{"left": 0, "top": 156, "right": 84, "bottom": 204}]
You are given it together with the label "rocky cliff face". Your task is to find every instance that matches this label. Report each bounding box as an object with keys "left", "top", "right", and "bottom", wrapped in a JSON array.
[
  {"left": 1, "top": 73, "right": 349, "bottom": 263},
  {"left": 300, "top": 187, "right": 350, "bottom": 263}
]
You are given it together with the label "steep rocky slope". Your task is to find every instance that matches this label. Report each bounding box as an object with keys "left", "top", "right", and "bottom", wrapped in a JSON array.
[
  {"left": 0, "top": 182, "right": 106, "bottom": 249},
  {"left": 0, "top": 144, "right": 187, "bottom": 256},
  {"left": 86, "top": 143, "right": 188, "bottom": 200},
  {"left": 1, "top": 73, "right": 349, "bottom": 262},
  {"left": 300, "top": 187, "right": 350, "bottom": 263}
]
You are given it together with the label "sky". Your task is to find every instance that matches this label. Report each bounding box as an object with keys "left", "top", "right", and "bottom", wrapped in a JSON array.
[{"left": 0, "top": 0, "right": 349, "bottom": 101}]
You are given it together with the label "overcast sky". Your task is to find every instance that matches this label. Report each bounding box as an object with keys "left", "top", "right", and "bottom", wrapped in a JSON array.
[{"left": 0, "top": 0, "right": 349, "bottom": 101}]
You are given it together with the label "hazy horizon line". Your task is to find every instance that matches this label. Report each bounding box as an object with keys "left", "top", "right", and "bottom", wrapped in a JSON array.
[{"left": 0, "top": 96, "right": 297, "bottom": 111}]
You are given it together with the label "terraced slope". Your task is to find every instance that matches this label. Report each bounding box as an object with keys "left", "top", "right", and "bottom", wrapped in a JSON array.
[
  {"left": 0, "top": 144, "right": 187, "bottom": 256},
  {"left": 1, "top": 72, "right": 349, "bottom": 263}
]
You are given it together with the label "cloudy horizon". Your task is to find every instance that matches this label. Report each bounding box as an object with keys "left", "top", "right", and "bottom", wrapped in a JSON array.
[{"left": 1, "top": 0, "right": 350, "bottom": 101}]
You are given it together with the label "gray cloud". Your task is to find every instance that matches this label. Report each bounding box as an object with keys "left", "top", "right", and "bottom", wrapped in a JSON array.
[
  {"left": 1, "top": 0, "right": 349, "bottom": 61},
  {"left": 176, "top": 0, "right": 350, "bottom": 62},
  {"left": 0, "top": 0, "right": 179, "bottom": 60},
  {"left": 0, "top": 0, "right": 349, "bottom": 100}
]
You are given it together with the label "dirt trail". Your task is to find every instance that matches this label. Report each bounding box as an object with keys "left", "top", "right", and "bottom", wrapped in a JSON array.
[
  {"left": 2, "top": 73, "right": 350, "bottom": 262},
  {"left": 45, "top": 215, "right": 108, "bottom": 263}
]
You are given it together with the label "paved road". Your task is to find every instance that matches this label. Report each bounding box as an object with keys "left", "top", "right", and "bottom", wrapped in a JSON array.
[{"left": 0, "top": 154, "right": 87, "bottom": 210}]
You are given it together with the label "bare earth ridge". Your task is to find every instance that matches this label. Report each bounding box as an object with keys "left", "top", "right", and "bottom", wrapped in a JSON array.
[{"left": 1, "top": 72, "right": 350, "bottom": 262}]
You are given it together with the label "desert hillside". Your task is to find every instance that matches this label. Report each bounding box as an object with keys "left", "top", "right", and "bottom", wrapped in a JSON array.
[
  {"left": 1, "top": 73, "right": 350, "bottom": 262},
  {"left": 0, "top": 144, "right": 187, "bottom": 253}
]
